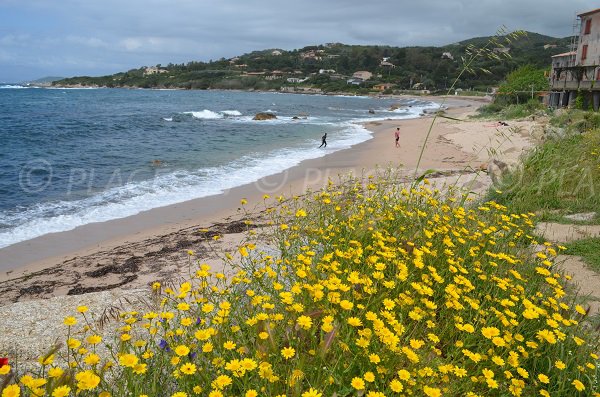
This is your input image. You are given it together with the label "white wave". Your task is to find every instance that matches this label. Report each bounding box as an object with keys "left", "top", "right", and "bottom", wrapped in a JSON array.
[
  {"left": 0, "top": 84, "right": 29, "bottom": 89},
  {"left": 0, "top": 122, "right": 376, "bottom": 249},
  {"left": 44, "top": 86, "right": 100, "bottom": 90},
  {"left": 163, "top": 117, "right": 173, "bottom": 121},
  {"left": 183, "top": 110, "right": 223, "bottom": 119},
  {"left": 221, "top": 110, "right": 242, "bottom": 116}
]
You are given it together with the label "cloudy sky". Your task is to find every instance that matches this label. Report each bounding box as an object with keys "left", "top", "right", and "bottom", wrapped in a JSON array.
[{"left": 0, "top": 0, "right": 597, "bottom": 82}]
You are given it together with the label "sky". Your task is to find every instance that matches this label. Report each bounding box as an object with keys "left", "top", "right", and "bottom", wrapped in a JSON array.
[{"left": 0, "top": 0, "right": 598, "bottom": 82}]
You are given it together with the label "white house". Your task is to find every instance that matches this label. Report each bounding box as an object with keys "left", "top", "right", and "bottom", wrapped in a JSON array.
[{"left": 352, "top": 71, "right": 373, "bottom": 80}]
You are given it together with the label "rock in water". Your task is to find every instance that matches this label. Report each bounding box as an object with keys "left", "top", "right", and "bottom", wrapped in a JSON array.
[{"left": 253, "top": 112, "right": 277, "bottom": 121}]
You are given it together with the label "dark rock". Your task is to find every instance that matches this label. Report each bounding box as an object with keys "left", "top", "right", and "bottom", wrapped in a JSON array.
[{"left": 253, "top": 112, "right": 277, "bottom": 121}]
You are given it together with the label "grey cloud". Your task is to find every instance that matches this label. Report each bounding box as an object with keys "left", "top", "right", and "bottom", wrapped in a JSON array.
[{"left": 1, "top": 0, "right": 598, "bottom": 81}]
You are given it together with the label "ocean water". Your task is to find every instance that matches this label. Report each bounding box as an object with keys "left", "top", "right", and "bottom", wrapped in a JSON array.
[{"left": 0, "top": 85, "right": 437, "bottom": 248}]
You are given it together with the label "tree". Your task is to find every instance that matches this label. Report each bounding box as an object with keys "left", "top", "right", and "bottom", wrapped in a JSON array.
[{"left": 496, "top": 65, "right": 548, "bottom": 104}]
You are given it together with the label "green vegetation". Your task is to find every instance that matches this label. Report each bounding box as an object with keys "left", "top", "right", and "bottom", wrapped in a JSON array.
[
  {"left": 53, "top": 32, "right": 569, "bottom": 93},
  {"left": 496, "top": 65, "right": 549, "bottom": 105},
  {"left": 477, "top": 99, "right": 549, "bottom": 120},
  {"left": 488, "top": 126, "right": 600, "bottom": 217},
  {"left": 550, "top": 109, "right": 600, "bottom": 134},
  {"left": 1, "top": 175, "right": 599, "bottom": 396},
  {"left": 565, "top": 238, "right": 600, "bottom": 272}
]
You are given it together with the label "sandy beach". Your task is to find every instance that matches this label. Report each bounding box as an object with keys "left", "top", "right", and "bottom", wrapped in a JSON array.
[{"left": 0, "top": 95, "right": 538, "bottom": 305}]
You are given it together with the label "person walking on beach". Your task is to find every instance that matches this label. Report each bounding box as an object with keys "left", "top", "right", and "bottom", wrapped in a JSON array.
[
  {"left": 319, "top": 133, "right": 327, "bottom": 148},
  {"left": 395, "top": 127, "right": 400, "bottom": 148}
]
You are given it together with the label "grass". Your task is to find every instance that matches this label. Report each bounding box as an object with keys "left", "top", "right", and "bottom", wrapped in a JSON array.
[
  {"left": 487, "top": 129, "right": 600, "bottom": 218},
  {"left": 564, "top": 238, "right": 600, "bottom": 272},
  {"left": 476, "top": 99, "right": 549, "bottom": 120},
  {"left": 550, "top": 109, "right": 600, "bottom": 134}
]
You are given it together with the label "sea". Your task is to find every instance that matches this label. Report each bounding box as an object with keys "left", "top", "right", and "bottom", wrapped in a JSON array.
[{"left": 0, "top": 85, "right": 438, "bottom": 249}]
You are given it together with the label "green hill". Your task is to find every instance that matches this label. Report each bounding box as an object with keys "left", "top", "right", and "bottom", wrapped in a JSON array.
[{"left": 53, "top": 31, "right": 570, "bottom": 93}]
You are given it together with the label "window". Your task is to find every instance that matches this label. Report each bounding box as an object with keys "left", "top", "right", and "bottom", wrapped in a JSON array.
[
  {"left": 582, "top": 44, "right": 588, "bottom": 61},
  {"left": 585, "top": 19, "right": 592, "bottom": 35}
]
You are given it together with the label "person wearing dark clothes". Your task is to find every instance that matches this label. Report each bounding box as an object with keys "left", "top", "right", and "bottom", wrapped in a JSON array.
[
  {"left": 395, "top": 127, "right": 400, "bottom": 148},
  {"left": 319, "top": 133, "right": 327, "bottom": 148}
]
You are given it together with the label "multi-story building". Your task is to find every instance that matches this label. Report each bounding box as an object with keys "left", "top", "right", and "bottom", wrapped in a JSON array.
[{"left": 549, "top": 8, "right": 600, "bottom": 109}]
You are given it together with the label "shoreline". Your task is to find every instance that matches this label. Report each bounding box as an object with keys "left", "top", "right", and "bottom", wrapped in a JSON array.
[{"left": 0, "top": 95, "right": 539, "bottom": 305}]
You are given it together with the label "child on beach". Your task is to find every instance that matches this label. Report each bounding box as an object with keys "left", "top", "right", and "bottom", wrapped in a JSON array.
[{"left": 395, "top": 127, "right": 400, "bottom": 148}]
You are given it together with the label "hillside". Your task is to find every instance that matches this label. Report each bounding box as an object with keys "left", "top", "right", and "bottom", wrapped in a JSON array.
[{"left": 54, "top": 31, "right": 570, "bottom": 93}]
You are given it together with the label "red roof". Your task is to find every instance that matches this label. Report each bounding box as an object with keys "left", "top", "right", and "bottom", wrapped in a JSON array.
[{"left": 578, "top": 8, "right": 600, "bottom": 17}]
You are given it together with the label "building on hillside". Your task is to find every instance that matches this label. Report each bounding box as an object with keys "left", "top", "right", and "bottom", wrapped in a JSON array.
[
  {"left": 373, "top": 83, "right": 395, "bottom": 91},
  {"left": 380, "top": 60, "right": 396, "bottom": 68},
  {"left": 271, "top": 50, "right": 283, "bottom": 56},
  {"left": 544, "top": 44, "right": 558, "bottom": 49},
  {"left": 143, "top": 66, "right": 168, "bottom": 76},
  {"left": 347, "top": 78, "right": 364, "bottom": 86},
  {"left": 441, "top": 52, "right": 454, "bottom": 60},
  {"left": 286, "top": 77, "right": 308, "bottom": 83},
  {"left": 352, "top": 71, "right": 373, "bottom": 80},
  {"left": 493, "top": 47, "right": 510, "bottom": 54},
  {"left": 319, "top": 69, "right": 336, "bottom": 74},
  {"left": 548, "top": 7, "right": 600, "bottom": 109}
]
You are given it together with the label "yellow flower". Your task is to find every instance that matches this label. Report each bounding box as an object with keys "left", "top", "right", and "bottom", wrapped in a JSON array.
[
  {"left": 295, "top": 209, "right": 307, "bottom": 217},
  {"left": 397, "top": 369, "right": 411, "bottom": 380},
  {"left": 223, "top": 341, "right": 236, "bottom": 350},
  {"left": 538, "top": 373, "right": 549, "bottom": 384},
  {"left": 296, "top": 315, "right": 312, "bottom": 330},
  {"left": 175, "top": 345, "right": 190, "bottom": 356},
  {"left": 481, "top": 327, "right": 500, "bottom": 339},
  {"left": 482, "top": 368, "right": 494, "bottom": 379},
  {"left": 423, "top": 386, "right": 441, "bottom": 397},
  {"left": 572, "top": 379, "right": 585, "bottom": 391},
  {"left": 2, "top": 385, "right": 20, "bottom": 397},
  {"left": 180, "top": 363, "right": 197, "bottom": 375},
  {"left": 63, "top": 316, "right": 77, "bottom": 326},
  {"left": 575, "top": 305, "right": 587, "bottom": 315},
  {"left": 118, "top": 354, "right": 139, "bottom": 368},
  {"left": 0, "top": 365, "right": 10, "bottom": 375},
  {"left": 555, "top": 360, "right": 566, "bottom": 370},
  {"left": 281, "top": 347, "right": 296, "bottom": 359},
  {"left": 48, "top": 367, "right": 64, "bottom": 378},
  {"left": 212, "top": 375, "right": 233, "bottom": 390},
  {"left": 84, "top": 353, "right": 100, "bottom": 366},
  {"left": 51, "top": 385, "right": 71, "bottom": 397},
  {"left": 86, "top": 335, "right": 102, "bottom": 345},
  {"left": 351, "top": 377, "right": 365, "bottom": 390},
  {"left": 75, "top": 370, "right": 100, "bottom": 391},
  {"left": 245, "top": 390, "right": 258, "bottom": 397},
  {"left": 390, "top": 379, "right": 404, "bottom": 392},
  {"left": 172, "top": 393, "right": 187, "bottom": 397},
  {"left": 339, "top": 300, "right": 354, "bottom": 310},
  {"left": 301, "top": 389, "right": 322, "bottom": 397},
  {"left": 77, "top": 306, "right": 88, "bottom": 313},
  {"left": 364, "top": 372, "right": 375, "bottom": 382}
]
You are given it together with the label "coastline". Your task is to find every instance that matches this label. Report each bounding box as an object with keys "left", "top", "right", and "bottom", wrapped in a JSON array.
[{"left": 0, "top": 95, "right": 537, "bottom": 305}]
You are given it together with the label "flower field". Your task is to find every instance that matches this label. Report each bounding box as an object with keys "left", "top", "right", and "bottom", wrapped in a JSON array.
[{"left": 1, "top": 175, "right": 599, "bottom": 396}]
